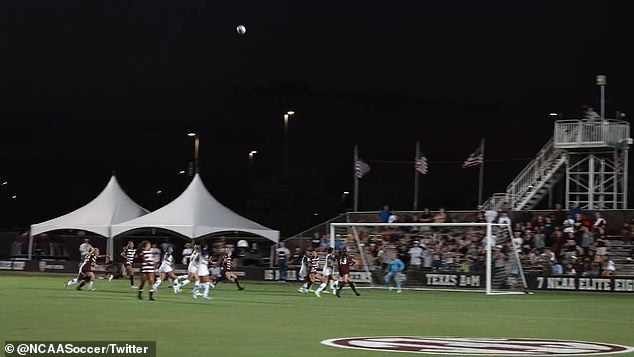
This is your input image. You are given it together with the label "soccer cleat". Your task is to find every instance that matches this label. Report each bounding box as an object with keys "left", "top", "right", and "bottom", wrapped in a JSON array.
[
  {"left": 238, "top": 287, "right": 245, "bottom": 291},
  {"left": 137, "top": 292, "right": 142, "bottom": 300},
  {"left": 108, "top": 275, "right": 113, "bottom": 282},
  {"left": 203, "top": 296, "right": 213, "bottom": 300},
  {"left": 131, "top": 286, "right": 137, "bottom": 289},
  {"left": 331, "top": 290, "right": 337, "bottom": 295},
  {"left": 336, "top": 290, "right": 341, "bottom": 298},
  {"left": 314, "top": 290, "right": 321, "bottom": 298},
  {"left": 192, "top": 293, "right": 198, "bottom": 299},
  {"left": 196, "top": 292, "right": 203, "bottom": 296},
  {"left": 396, "top": 289, "right": 402, "bottom": 293},
  {"left": 355, "top": 292, "right": 360, "bottom": 296},
  {"left": 298, "top": 288, "right": 306, "bottom": 293},
  {"left": 76, "top": 286, "right": 82, "bottom": 291}
]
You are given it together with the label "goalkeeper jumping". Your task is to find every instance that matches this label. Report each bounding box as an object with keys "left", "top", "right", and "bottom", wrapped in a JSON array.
[{"left": 384, "top": 252, "right": 405, "bottom": 293}]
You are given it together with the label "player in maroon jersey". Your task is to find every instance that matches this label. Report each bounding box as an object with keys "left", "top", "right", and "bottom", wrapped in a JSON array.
[
  {"left": 137, "top": 240, "right": 156, "bottom": 301},
  {"left": 76, "top": 248, "right": 98, "bottom": 291},
  {"left": 213, "top": 247, "right": 244, "bottom": 290},
  {"left": 336, "top": 247, "right": 360, "bottom": 297}
]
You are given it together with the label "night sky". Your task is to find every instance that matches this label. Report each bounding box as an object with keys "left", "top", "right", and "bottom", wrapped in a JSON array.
[{"left": 1, "top": 1, "right": 632, "bottom": 234}]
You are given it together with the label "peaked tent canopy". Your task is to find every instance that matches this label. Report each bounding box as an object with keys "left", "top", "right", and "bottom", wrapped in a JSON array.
[
  {"left": 111, "top": 174, "right": 279, "bottom": 243},
  {"left": 30, "top": 175, "right": 149, "bottom": 238}
]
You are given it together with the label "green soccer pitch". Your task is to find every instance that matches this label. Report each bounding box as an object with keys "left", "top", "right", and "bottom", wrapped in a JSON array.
[{"left": 1, "top": 273, "right": 633, "bottom": 357}]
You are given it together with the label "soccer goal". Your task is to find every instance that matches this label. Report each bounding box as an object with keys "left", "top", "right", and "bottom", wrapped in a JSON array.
[{"left": 329, "top": 222, "right": 530, "bottom": 295}]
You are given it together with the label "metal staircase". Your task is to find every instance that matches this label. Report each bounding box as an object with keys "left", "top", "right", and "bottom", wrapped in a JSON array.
[
  {"left": 484, "top": 138, "right": 566, "bottom": 211},
  {"left": 484, "top": 119, "right": 631, "bottom": 211}
]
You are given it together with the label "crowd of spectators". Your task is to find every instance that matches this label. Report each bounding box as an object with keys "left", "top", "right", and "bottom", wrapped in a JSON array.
[{"left": 350, "top": 203, "right": 627, "bottom": 278}]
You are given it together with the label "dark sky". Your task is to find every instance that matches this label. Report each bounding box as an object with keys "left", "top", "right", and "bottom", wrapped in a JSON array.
[{"left": 1, "top": 1, "right": 632, "bottom": 231}]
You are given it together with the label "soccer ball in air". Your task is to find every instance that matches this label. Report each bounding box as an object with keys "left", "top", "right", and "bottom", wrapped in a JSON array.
[{"left": 236, "top": 25, "right": 246, "bottom": 35}]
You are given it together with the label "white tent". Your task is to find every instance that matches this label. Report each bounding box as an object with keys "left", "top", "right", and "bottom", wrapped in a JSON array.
[
  {"left": 111, "top": 174, "right": 279, "bottom": 243},
  {"left": 29, "top": 175, "right": 148, "bottom": 258}
]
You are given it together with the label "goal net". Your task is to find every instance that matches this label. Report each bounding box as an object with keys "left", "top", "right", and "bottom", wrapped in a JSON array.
[{"left": 329, "top": 222, "right": 529, "bottom": 295}]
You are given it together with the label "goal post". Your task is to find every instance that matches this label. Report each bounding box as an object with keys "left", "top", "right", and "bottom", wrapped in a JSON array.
[{"left": 329, "top": 222, "right": 530, "bottom": 295}]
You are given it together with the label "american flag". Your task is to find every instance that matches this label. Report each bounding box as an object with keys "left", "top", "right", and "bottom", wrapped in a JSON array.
[
  {"left": 355, "top": 159, "right": 371, "bottom": 179},
  {"left": 462, "top": 147, "right": 483, "bottom": 168},
  {"left": 415, "top": 155, "right": 428, "bottom": 174}
]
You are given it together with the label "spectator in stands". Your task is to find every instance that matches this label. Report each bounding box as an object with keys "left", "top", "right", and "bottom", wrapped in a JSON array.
[
  {"left": 601, "top": 255, "right": 616, "bottom": 276},
  {"left": 408, "top": 241, "right": 423, "bottom": 270},
  {"left": 543, "top": 216, "right": 555, "bottom": 247},
  {"left": 420, "top": 208, "right": 432, "bottom": 223},
  {"left": 534, "top": 227, "right": 546, "bottom": 249},
  {"left": 595, "top": 233, "right": 609, "bottom": 262},
  {"left": 379, "top": 205, "right": 391, "bottom": 223},
  {"left": 569, "top": 202, "right": 582, "bottom": 220},
  {"left": 593, "top": 212, "right": 607, "bottom": 232},
  {"left": 311, "top": 232, "right": 322, "bottom": 249},
  {"left": 498, "top": 211, "right": 511, "bottom": 226},
  {"left": 552, "top": 259, "right": 564, "bottom": 275},
  {"left": 290, "top": 247, "right": 302, "bottom": 267},
  {"left": 433, "top": 208, "right": 447, "bottom": 223},
  {"left": 583, "top": 105, "right": 600, "bottom": 121},
  {"left": 553, "top": 203, "right": 567, "bottom": 227}
]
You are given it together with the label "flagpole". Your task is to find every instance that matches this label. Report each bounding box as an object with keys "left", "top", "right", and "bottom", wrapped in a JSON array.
[
  {"left": 413, "top": 141, "right": 420, "bottom": 210},
  {"left": 353, "top": 145, "right": 359, "bottom": 212},
  {"left": 478, "top": 138, "right": 485, "bottom": 207}
]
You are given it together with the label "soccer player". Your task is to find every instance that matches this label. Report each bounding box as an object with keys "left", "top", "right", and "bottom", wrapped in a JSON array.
[
  {"left": 154, "top": 246, "right": 179, "bottom": 293},
  {"left": 76, "top": 248, "right": 97, "bottom": 291},
  {"left": 306, "top": 249, "right": 321, "bottom": 292},
  {"left": 176, "top": 244, "right": 200, "bottom": 293},
  {"left": 336, "top": 247, "right": 360, "bottom": 297},
  {"left": 120, "top": 240, "right": 137, "bottom": 288},
  {"left": 297, "top": 249, "right": 313, "bottom": 293},
  {"left": 213, "top": 247, "right": 245, "bottom": 290},
  {"left": 194, "top": 252, "right": 213, "bottom": 300},
  {"left": 315, "top": 247, "right": 338, "bottom": 297},
  {"left": 137, "top": 240, "right": 156, "bottom": 301},
  {"left": 385, "top": 251, "right": 405, "bottom": 293}
]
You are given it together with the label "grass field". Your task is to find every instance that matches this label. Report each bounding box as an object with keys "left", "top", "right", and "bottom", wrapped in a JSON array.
[{"left": 1, "top": 273, "right": 633, "bottom": 356}]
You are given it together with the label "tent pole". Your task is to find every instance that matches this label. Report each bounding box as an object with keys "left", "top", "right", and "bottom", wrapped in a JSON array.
[{"left": 28, "top": 233, "right": 33, "bottom": 260}]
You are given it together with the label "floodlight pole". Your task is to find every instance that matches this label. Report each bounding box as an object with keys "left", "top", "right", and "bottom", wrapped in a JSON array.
[{"left": 597, "top": 75, "right": 607, "bottom": 120}]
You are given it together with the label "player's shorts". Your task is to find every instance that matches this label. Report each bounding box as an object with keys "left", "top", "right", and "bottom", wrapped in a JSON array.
[
  {"left": 80, "top": 264, "right": 92, "bottom": 274},
  {"left": 210, "top": 267, "right": 221, "bottom": 277},
  {"left": 158, "top": 264, "right": 173, "bottom": 274},
  {"left": 198, "top": 266, "right": 210, "bottom": 277},
  {"left": 322, "top": 267, "right": 332, "bottom": 276},
  {"left": 125, "top": 261, "right": 132, "bottom": 267},
  {"left": 188, "top": 266, "right": 198, "bottom": 274}
]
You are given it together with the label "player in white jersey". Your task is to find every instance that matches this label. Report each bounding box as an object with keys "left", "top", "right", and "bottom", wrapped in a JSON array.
[
  {"left": 175, "top": 245, "right": 200, "bottom": 293},
  {"left": 154, "top": 246, "right": 179, "bottom": 293},
  {"left": 315, "top": 247, "right": 338, "bottom": 297},
  {"left": 297, "top": 249, "right": 312, "bottom": 293},
  {"left": 193, "top": 252, "right": 212, "bottom": 300}
]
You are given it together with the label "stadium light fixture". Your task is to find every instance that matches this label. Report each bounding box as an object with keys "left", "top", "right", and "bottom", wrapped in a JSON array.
[{"left": 187, "top": 132, "right": 196, "bottom": 137}]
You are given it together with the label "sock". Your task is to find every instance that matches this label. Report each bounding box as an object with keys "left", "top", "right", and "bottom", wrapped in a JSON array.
[
  {"left": 233, "top": 278, "right": 243, "bottom": 289},
  {"left": 350, "top": 282, "right": 360, "bottom": 295},
  {"left": 149, "top": 290, "right": 154, "bottom": 300},
  {"left": 395, "top": 278, "right": 402, "bottom": 290},
  {"left": 316, "top": 282, "right": 327, "bottom": 293},
  {"left": 78, "top": 281, "right": 86, "bottom": 289},
  {"left": 180, "top": 279, "right": 190, "bottom": 287},
  {"left": 129, "top": 275, "right": 134, "bottom": 286},
  {"left": 203, "top": 282, "right": 210, "bottom": 297},
  {"left": 155, "top": 278, "right": 162, "bottom": 287},
  {"left": 332, "top": 281, "right": 339, "bottom": 290},
  {"left": 87, "top": 281, "right": 93, "bottom": 289},
  {"left": 337, "top": 281, "right": 346, "bottom": 293},
  {"left": 329, "top": 280, "right": 335, "bottom": 290},
  {"left": 192, "top": 281, "right": 200, "bottom": 295}
]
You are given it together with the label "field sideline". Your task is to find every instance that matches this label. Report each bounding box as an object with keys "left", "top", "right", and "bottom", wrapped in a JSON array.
[{"left": 1, "top": 273, "right": 633, "bottom": 356}]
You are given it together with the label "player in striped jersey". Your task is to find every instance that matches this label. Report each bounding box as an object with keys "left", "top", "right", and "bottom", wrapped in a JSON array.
[
  {"left": 212, "top": 247, "right": 244, "bottom": 290},
  {"left": 137, "top": 240, "right": 156, "bottom": 301},
  {"left": 175, "top": 244, "right": 200, "bottom": 293},
  {"left": 76, "top": 248, "right": 97, "bottom": 291},
  {"left": 120, "top": 241, "right": 137, "bottom": 288},
  {"left": 154, "top": 246, "right": 180, "bottom": 293},
  {"left": 315, "top": 247, "right": 338, "bottom": 297},
  {"left": 335, "top": 247, "right": 360, "bottom": 297}
]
